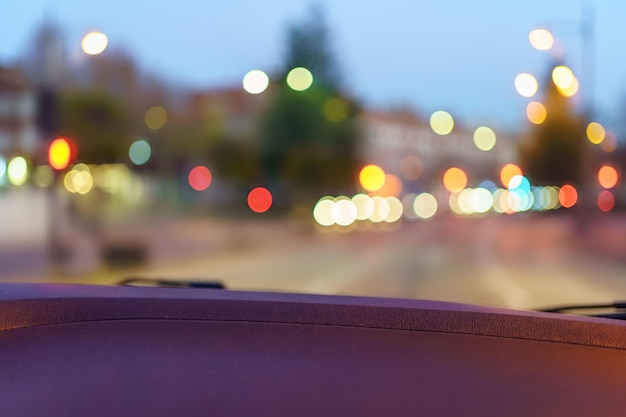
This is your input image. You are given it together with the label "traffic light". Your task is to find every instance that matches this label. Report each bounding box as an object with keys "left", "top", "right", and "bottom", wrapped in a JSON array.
[{"left": 48, "top": 137, "right": 73, "bottom": 170}]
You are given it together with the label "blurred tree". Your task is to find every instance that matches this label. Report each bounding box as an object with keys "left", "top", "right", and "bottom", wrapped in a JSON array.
[
  {"left": 59, "top": 91, "right": 130, "bottom": 164},
  {"left": 519, "top": 65, "right": 586, "bottom": 186},
  {"left": 260, "top": 5, "right": 361, "bottom": 206}
]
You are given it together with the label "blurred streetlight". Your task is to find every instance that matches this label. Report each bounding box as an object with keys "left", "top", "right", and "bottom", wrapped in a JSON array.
[
  {"left": 81, "top": 31, "right": 108, "bottom": 55},
  {"left": 514, "top": 73, "right": 538, "bottom": 98},
  {"left": 529, "top": 29, "right": 554, "bottom": 51}
]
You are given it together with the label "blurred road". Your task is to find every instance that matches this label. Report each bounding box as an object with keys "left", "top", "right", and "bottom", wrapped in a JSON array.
[{"left": 3, "top": 211, "right": 625, "bottom": 310}]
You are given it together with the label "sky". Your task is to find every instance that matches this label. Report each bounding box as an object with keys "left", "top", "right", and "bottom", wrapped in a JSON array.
[{"left": 3, "top": 0, "right": 626, "bottom": 132}]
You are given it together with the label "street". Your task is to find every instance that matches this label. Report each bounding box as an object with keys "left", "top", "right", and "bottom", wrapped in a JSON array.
[{"left": 3, "top": 210, "right": 626, "bottom": 311}]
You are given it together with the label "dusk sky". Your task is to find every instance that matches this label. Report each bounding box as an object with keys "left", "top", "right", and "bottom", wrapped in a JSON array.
[{"left": 3, "top": 0, "right": 626, "bottom": 131}]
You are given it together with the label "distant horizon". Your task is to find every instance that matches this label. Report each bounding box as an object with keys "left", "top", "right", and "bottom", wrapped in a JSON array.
[{"left": 4, "top": 0, "right": 625, "bottom": 133}]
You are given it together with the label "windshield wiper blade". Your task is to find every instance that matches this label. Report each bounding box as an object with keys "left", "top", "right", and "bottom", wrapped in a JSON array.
[
  {"left": 540, "top": 302, "right": 626, "bottom": 313},
  {"left": 118, "top": 277, "right": 225, "bottom": 289}
]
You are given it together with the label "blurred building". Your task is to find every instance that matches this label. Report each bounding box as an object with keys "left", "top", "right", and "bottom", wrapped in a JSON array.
[
  {"left": 183, "top": 86, "right": 274, "bottom": 139},
  {"left": 359, "top": 109, "right": 518, "bottom": 187},
  {"left": 0, "top": 67, "right": 38, "bottom": 154}
]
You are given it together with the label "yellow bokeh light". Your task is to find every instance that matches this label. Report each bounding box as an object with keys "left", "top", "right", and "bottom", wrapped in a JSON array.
[
  {"left": 473, "top": 127, "right": 496, "bottom": 151},
  {"left": 369, "top": 196, "right": 390, "bottom": 223},
  {"left": 443, "top": 167, "right": 467, "bottom": 193},
  {"left": 313, "top": 197, "right": 336, "bottom": 226},
  {"left": 286, "top": 67, "right": 313, "bottom": 91},
  {"left": 552, "top": 66, "right": 575, "bottom": 90},
  {"left": 352, "top": 194, "right": 374, "bottom": 220},
  {"left": 81, "top": 31, "right": 108, "bottom": 55},
  {"left": 7, "top": 156, "right": 28, "bottom": 186},
  {"left": 33, "top": 165, "right": 54, "bottom": 187},
  {"left": 529, "top": 29, "right": 554, "bottom": 51},
  {"left": 145, "top": 106, "right": 167, "bottom": 130},
  {"left": 514, "top": 73, "right": 538, "bottom": 98},
  {"left": 556, "top": 76, "right": 579, "bottom": 98},
  {"left": 526, "top": 101, "right": 547, "bottom": 124},
  {"left": 413, "top": 193, "right": 437, "bottom": 220},
  {"left": 64, "top": 164, "right": 93, "bottom": 195},
  {"left": 384, "top": 196, "right": 403, "bottom": 223},
  {"left": 242, "top": 70, "right": 270, "bottom": 94},
  {"left": 322, "top": 98, "right": 349, "bottom": 122},
  {"left": 499, "top": 164, "right": 522, "bottom": 188},
  {"left": 359, "top": 164, "right": 385, "bottom": 192},
  {"left": 332, "top": 198, "right": 357, "bottom": 227},
  {"left": 430, "top": 111, "right": 454, "bottom": 135},
  {"left": 586, "top": 122, "right": 605, "bottom": 145}
]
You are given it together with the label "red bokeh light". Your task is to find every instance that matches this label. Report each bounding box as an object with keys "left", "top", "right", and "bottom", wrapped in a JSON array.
[
  {"left": 188, "top": 166, "right": 212, "bottom": 191},
  {"left": 598, "top": 190, "right": 615, "bottom": 212},
  {"left": 248, "top": 187, "right": 272, "bottom": 213},
  {"left": 558, "top": 184, "right": 578, "bottom": 208}
]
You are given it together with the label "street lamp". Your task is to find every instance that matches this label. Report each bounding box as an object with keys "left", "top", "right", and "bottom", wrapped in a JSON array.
[{"left": 81, "top": 31, "right": 108, "bottom": 55}]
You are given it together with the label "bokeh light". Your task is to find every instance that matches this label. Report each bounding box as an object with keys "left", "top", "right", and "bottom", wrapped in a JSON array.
[
  {"left": 499, "top": 164, "right": 522, "bottom": 188},
  {"left": 369, "top": 196, "right": 390, "bottom": 223},
  {"left": 81, "top": 31, "right": 108, "bottom": 55},
  {"left": 248, "top": 187, "right": 272, "bottom": 213},
  {"left": 375, "top": 174, "right": 402, "bottom": 197},
  {"left": 473, "top": 126, "right": 496, "bottom": 151},
  {"left": 242, "top": 70, "right": 270, "bottom": 94},
  {"left": 586, "top": 122, "right": 605, "bottom": 145},
  {"left": 556, "top": 76, "right": 579, "bottom": 97},
  {"left": 0, "top": 157, "right": 6, "bottom": 180},
  {"left": 514, "top": 73, "right": 538, "bottom": 98},
  {"left": 145, "top": 106, "right": 167, "bottom": 130},
  {"left": 443, "top": 167, "right": 467, "bottom": 193},
  {"left": 598, "top": 190, "right": 615, "bottom": 212},
  {"left": 286, "top": 67, "right": 313, "bottom": 91},
  {"left": 322, "top": 98, "right": 349, "bottom": 122},
  {"left": 64, "top": 164, "right": 93, "bottom": 194},
  {"left": 7, "top": 156, "right": 28, "bottom": 186},
  {"left": 526, "top": 101, "right": 547, "bottom": 124},
  {"left": 558, "top": 184, "right": 578, "bottom": 208},
  {"left": 129, "top": 139, "right": 151, "bottom": 166},
  {"left": 399, "top": 155, "right": 423, "bottom": 180},
  {"left": 188, "top": 166, "right": 212, "bottom": 191},
  {"left": 402, "top": 194, "right": 418, "bottom": 220},
  {"left": 384, "top": 196, "right": 403, "bottom": 223},
  {"left": 598, "top": 165, "right": 618, "bottom": 189},
  {"left": 33, "top": 165, "right": 54, "bottom": 187},
  {"left": 413, "top": 193, "right": 437, "bottom": 220},
  {"left": 429, "top": 111, "right": 454, "bottom": 135},
  {"left": 529, "top": 28, "right": 554, "bottom": 51},
  {"left": 352, "top": 194, "right": 374, "bottom": 220},
  {"left": 359, "top": 164, "right": 385, "bottom": 192},
  {"left": 552, "top": 66, "right": 575, "bottom": 90},
  {"left": 48, "top": 137, "right": 71, "bottom": 170},
  {"left": 313, "top": 197, "right": 336, "bottom": 226},
  {"left": 601, "top": 132, "right": 617, "bottom": 153}
]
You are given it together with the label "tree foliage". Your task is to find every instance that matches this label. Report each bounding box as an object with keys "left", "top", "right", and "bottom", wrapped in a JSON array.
[
  {"left": 260, "top": 6, "right": 361, "bottom": 204},
  {"left": 59, "top": 91, "right": 130, "bottom": 164},
  {"left": 519, "top": 66, "right": 585, "bottom": 186}
]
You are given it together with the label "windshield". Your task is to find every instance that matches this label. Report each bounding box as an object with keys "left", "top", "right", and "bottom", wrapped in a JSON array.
[{"left": 1, "top": 0, "right": 625, "bottom": 310}]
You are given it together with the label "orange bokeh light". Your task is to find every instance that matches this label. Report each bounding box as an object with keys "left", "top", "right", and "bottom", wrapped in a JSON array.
[
  {"left": 443, "top": 167, "right": 467, "bottom": 193},
  {"left": 598, "top": 190, "right": 615, "bottom": 212},
  {"left": 372, "top": 174, "right": 403, "bottom": 197},
  {"left": 598, "top": 165, "right": 618, "bottom": 189},
  {"left": 499, "top": 164, "right": 522, "bottom": 188},
  {"left": 248, "top": 187, "right": 272, "bottom": 213},
  {"left": 558, "top": 185, "right": 578, "bottom": 208}
]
